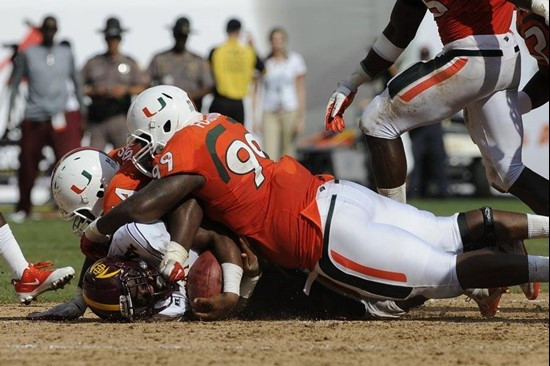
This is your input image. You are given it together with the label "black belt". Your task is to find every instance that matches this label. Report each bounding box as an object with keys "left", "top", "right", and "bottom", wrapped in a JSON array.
[{"left": 446, "top": 46, "right": 520, "bottom": 58}]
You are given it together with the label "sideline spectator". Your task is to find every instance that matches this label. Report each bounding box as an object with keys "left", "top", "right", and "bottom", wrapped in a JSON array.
[
  {"left": 7, "top": 16, "right": 84, "bottom": 222},
  {"left": 82, "top": 17, "right": 148, "bottom": 150},
  {"left": 148, "top": 16, "right": 213, "bottom": 111},
  {"left": 209, "top": 18, "right": 264, "bottom": 123},
  {"left": 408, "top": 48, "right": 449, "bottom": 198},
  {"left": 258, "top": 27, "right": 306, "bottom": 160}
]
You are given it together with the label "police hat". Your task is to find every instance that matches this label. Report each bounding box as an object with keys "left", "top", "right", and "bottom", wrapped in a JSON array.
[
  {"left": 171, "top": 16, "right": 194, "bottom": 36},
  {"left": 99, "top": 17, "right": 128, "bottom": 38}
]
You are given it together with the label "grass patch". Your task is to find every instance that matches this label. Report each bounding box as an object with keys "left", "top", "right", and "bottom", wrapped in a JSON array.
[{"left": 0, "top": 198, "right": 547, "bottom": 304}]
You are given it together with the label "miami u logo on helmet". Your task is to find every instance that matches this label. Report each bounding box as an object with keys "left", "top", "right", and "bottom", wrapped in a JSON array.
[
  {"left": 142, "top": 93, "right": 174, "bottom": 117},
  {"left": 71, "top": 170, "right": 92, "bottom": 194}
]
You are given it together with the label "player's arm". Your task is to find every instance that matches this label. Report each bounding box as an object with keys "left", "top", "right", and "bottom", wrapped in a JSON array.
[
  {"left": 510, "top": 0, "right": 549, "bottom": 23},
  {"left": 191, "top": 222, "right": 245, "bottom": 320},
  {"left": 519, "top": 68, "right": 549, "bottom": 113},
  {"left": 85, "top": 173, "right": 205, "bottom": 242},
  {"left": 325, "top": 0, "right": 427, "bottom": 133}
]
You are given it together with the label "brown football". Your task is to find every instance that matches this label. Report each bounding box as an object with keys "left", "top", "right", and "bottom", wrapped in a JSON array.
[{"left": 186, "top": 250, "right": 223, "bottom": 302}]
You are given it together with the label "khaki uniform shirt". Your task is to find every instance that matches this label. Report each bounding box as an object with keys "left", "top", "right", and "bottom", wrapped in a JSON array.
[
  {"left": 148, "top": 49, "right": 213, "bottom": 99},
  {"left": 81, "top": 53, "right": 148, "bottom": 122}
]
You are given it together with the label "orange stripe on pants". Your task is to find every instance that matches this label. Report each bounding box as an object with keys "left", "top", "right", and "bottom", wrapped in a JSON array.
[
  {"left": 399, "top": 58, "right": 468, "bottom": 102},
  {"left": 330, "top": 250, "right": 408, "bottom": 283}
]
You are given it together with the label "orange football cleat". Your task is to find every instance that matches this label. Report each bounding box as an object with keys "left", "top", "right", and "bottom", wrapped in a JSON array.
[
  {"left": 466, "top": 287, "right": 508, "bottom": 318},
  {"left": 13, "top": 262, "right": 75, "bottom": 305}
]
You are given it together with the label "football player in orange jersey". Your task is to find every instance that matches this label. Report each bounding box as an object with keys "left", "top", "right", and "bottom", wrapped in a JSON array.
[
  {"left": 325, "top": 0, "right": 548, "bottom": 216},
  {"left": 82, "top": 86, "right": 549, "bottom": 319}
]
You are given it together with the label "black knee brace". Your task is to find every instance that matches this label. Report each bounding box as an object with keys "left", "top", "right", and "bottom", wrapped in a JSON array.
[{"left": 457, "top": 207, "right": 497, "bottom": 252}]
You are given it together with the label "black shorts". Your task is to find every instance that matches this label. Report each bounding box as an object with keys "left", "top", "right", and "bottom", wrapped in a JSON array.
[{"left": 209, "top": 95, "right": 244, "bottom": 124}]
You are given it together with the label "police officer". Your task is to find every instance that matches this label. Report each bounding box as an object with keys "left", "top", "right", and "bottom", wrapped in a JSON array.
[
  {"left": 148, "top": 16, "right": 213, "bottom": 112},
  {"left": 82, "top": 17, "right": 148, "bottom": 150}
]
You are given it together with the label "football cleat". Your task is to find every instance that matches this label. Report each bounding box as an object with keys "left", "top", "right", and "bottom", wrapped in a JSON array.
[
  {"left": 13, "top": 262, "right": 75, "bottom": 305},
  {"left": 466, "top": 287, "right": 507, "bottom": 318},
  {"left": 499, "top": 240, "right": 539, "bottom": 300},
  {"left": 519, "top": 282, "right": 540, "bottom": 301}
]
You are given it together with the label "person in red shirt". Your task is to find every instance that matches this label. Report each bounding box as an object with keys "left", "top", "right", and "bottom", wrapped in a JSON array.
[
  {"left": 84, "top": 86, "right": 549, "bottom": 319},
  {"left": 325, "top": 0, "right": 549, "bottom": 216}
]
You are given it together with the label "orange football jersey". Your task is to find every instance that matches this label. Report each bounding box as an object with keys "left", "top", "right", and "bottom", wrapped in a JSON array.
[
  {"left": 104, "top": 147, "right": 151, "bottom": 214},
  {"left": 154, "top": 113, "right": 332, "bottom": 270},
  {"left": 517, "top": 10, "right": 549, "bottom": 72}
]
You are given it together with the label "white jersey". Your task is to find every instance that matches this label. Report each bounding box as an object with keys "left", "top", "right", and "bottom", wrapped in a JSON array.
[{"left": 109, "top": 220, "right": 199, "bottom": 319}]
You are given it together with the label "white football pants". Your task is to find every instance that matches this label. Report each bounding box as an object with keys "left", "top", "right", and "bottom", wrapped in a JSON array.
[
  {"left": 312, "top": 180, "right": 465, "bottom": 301},
  {"left": 361, "top": 33, "right": 524, "bottom": 191}
]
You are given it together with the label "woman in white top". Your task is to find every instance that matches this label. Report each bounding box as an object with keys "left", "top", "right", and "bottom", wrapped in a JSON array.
[{"left": 258, "top": 28, "right": 307, "bottom": 160}]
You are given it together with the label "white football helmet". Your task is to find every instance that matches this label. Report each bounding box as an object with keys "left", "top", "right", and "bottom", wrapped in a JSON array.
[
  {"left": 126, "top": 85, "right": 202, "bottom": 176},
  {"left": 51, "top": 148, "right": 120, "bottom": 236}
]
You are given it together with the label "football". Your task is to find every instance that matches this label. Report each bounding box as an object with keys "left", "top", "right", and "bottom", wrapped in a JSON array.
[{"left": 186, "top": 250, "right": 223, "bottom": 302}]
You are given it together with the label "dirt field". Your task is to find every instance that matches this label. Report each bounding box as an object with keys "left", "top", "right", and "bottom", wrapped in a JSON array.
[{"left": 0, "top": 293, "right": 547, "bottom": 366}]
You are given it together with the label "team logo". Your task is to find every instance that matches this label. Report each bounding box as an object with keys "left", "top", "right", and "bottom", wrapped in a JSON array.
[
  {"left": 71, "top": 170, "right": 92, "bottom": 194},
  {"left": 142, "top": 93, "right": 174, "bottom": 117},
  {"left": 91, "top": 262, "right": 122, "bottom": 279}
]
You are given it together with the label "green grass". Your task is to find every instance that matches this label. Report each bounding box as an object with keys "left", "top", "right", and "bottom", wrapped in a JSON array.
[{"left": 0, "top": 198, "right": 547, "bottom": 304}]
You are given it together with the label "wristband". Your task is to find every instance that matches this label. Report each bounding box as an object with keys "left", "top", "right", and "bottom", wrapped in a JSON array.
[
  {"left": 372, "top": 33, "right": 405, "bottom": 63},
  {"left": 240, "top": 273, "right": 262, "bottom": 299},
  {"left": 221, "top": 263, "right": 243, "bottom": 296},
  {"left": 342, "top": 63, "right": 372, "bottom": 92},
  {"left": 85, "top": 219, "right": 110, "bottom": 243}
]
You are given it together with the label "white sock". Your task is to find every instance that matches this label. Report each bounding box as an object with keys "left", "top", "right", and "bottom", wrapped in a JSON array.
[
  {"left": 527, "top": 214, "right": 549, "bottom": 239},
  {"left": 0, "top": 224, "right": 29, "bottom": 280},
  {"left": 378, "top": 183, "right": 407, "bottom": 204},
  {"left": 528, "top": 256, "right": 549, "bottom": 283}
]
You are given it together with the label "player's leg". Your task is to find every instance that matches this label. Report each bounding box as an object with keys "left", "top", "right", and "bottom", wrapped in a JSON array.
[
  {"left": 0, "top": 213, "right": 29, "bottom": 280},
  {"left": 464, "top": 90, "right": 549, "bottom": 215},
  {"left": 361, "top": 55, "right": 482, "bottom": 203},
  {"left": 0, "top": 212, "right": 75, "bottom": 304},
  {"left": 314, "top": 181, "right": 549, "bottom": 301},
  {"left": 456, "top": 249, "right": 548, "bottom": 289}
]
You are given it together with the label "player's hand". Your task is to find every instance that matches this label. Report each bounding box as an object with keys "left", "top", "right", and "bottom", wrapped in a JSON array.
[
  {"left": 160, "top": 260, "right": 186, "bottom": 282},
  {"left": 239, "top": 237, "right": 261, "bottom": 278},
  {"left": 80, "top": 235, "right": 108, "bottom": 260},
  {"left": 325, "top": 85, "right": 356, "bottom": 133},
  {"left": 192, "top": 292, "right": 240, "bottom": 320},
  {"left": 27, "top": 294, "right": 87, "bottom": 321}
]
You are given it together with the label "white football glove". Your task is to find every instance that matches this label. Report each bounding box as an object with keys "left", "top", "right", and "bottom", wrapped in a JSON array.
[{"left": 159, "top": 241, "right": 189, "bottom": 282}]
